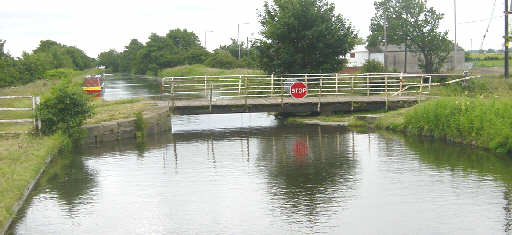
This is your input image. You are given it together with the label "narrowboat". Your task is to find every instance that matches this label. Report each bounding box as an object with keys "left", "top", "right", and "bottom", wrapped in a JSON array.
[{"left": 82, "top": 75, "right": 104, "bottom": 93}]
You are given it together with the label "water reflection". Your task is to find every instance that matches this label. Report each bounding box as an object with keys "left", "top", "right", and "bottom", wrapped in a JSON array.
[
  {"left": 100, "top": 74, "right": 161, "bottom": 101},
  {"left": 399, "top": 134, "right": 512, "bottom": 233},
  {"left": 9, "top": 114, "right": 512, "bottom": 234}
]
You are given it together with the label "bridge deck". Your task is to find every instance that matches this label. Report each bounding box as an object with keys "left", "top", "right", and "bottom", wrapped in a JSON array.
[{"left": 165, "top": 96, "right": 421, "bottom": 115}]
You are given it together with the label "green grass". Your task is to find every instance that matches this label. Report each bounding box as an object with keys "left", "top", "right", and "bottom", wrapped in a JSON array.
[
  {"left": 158, "top": 64, "right": 265, "bottom": 77},
  {"left": 473, "top": 60, "right": 504, "bottom": 68},
  {"left": 429, "top": 74, "right": 512, "bottom": 98},
  {"left": 86, "top": 98, "right": 161, "bottom": 125},
  {"left": 0, "top": 133, "right": 67, "bottom": 230},
  {"left": 403, "top": 97, "right": 512, "bottom": 153}
]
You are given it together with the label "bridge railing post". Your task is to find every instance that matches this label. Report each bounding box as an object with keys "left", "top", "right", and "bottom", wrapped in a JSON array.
[
  {"left": 244, "top": 76, "right": 248, "bottom": 108},
  {"left": 385, "top": 75, "right": 389, "bottom": 112},
  {"left": 367, "top": 75, "right": 370, "bottom": 96},
  {"left": 399, "top": 73, "right": 403, "bottom": 96},
  {"left": 209, "top": 82, "right": 213, "bottom": 112},
  {"left": 204, "top": 75, "right": 208, "bottom": 97},
  {"left": 335, "top": 73, "right": 339, "bottom": 96},
  {"left": 270, "top": 73, "right": 274, "bottom": 97},
  {"left": 238, "top": 76, "right": 242, "bottom": 96}
]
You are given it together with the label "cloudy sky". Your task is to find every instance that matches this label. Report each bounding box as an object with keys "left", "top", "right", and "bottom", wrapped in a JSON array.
[{"left": 0, "top": 0, "right": 506, "bottom": 58}]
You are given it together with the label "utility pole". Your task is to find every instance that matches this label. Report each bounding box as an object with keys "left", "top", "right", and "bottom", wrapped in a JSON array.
[
  {"left": 505, "top": 0, "right": 510, "bottom": 79},
  {"left": 383, "top": 14, "right": 388, "bottom": 70},
  {"left": 0, "top": 39, "right": 5, "bottom": 55},
  {"left": 454, "top": 0, "right": 458, "bottom": 71}
]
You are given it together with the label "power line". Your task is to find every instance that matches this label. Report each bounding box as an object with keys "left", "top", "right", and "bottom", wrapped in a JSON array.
[{"left": 458, "top": 15, "right": 503, "bottom": 25}]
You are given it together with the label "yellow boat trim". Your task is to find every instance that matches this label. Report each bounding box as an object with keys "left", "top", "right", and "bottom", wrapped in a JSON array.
[{"left": 82, "top": 86, "right": 102, "bottom": 91}]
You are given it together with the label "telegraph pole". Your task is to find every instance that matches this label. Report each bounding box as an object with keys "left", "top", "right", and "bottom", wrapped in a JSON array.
[
  {"left": 454, "top": 0, "right": 457, "bottom": 71},
  {"left": 505, "top": 0, "right": 510, "bottom": 79}
]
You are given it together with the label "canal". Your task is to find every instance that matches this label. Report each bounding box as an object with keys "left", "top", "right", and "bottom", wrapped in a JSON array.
[
  {"left": 8, "top": 74, "right": 512, "bottom": 234},
  {"left": 8, "top": 112, "right": 512, "bottom": 234}
]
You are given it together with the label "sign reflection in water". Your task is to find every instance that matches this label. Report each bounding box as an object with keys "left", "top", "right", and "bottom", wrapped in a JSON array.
[{"left": 8, "top": 113, "right": 512, "bottom": 234}]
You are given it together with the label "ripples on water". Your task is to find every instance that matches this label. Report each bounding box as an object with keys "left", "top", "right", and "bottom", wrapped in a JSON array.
[{"left": 9, "top": 104, "right": 512, "bottom": 234}]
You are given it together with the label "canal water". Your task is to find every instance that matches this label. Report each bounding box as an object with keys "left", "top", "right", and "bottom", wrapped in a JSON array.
[
  {"left": 8, "top": 112, "right": 512, "bottom": 234},
  {"left": 8, "top": 74, "right": 512, "bottom": 234}
]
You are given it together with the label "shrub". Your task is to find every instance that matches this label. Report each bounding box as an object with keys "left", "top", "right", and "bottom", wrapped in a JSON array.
[
  {"left": 361, "top": 59, "right": 385, "bottom": 73},
  {"left": 38, "top": 78, "right": 94, "bottom": 138},
  {"left": 43, "top": 68, "right": 75, "bottom": 80},
  {"left": 204, "top": 50, "right": 241, "bottom": 69}
]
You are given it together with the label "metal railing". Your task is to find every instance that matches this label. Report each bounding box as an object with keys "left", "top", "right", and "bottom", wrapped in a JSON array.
[
  {"left": 0, "top": 96, "right": 41, "bottom": 134},
  {"left": 161, "top": 73, "right": 475, "bottom": 101}
]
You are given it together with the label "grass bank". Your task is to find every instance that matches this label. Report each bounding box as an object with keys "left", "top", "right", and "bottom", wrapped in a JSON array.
[
  {"left": 0, "top": 68, "right": 101, "bottom": 231},
  {"left": 287, "top": 75, "right": 512, "bottom": 153},
  {"left": 158, "top": 64, "right": 264, "bottom": 77},
  {"left": 0, "top": 133, "right": 68, "bottom": 232},
  {"left": 86, "top": 98, "right": 163, "bottom": 125}
]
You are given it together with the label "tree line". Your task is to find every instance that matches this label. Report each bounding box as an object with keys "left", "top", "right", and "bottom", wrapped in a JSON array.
[
  {"left": 97, "top": 29, "right": 259, "bottom": 75},
  {"left": 0, "top": 40, "right": 94, "bottom": 87},
  {"left": 1, "top": 0, "right": 456, "bottom": 88}
]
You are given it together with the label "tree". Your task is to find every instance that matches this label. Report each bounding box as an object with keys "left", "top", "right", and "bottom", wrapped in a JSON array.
[
  {"left": 97, "top": 49, "right": 121, "bottom": 73},
  {"left": 204, "top": 50, "right": 241, "bottom": 69},
  {"left": 369, "top": 0, "right": 453, "bottom": 73},
  {"left": 255, "top": 0, "right": 357, "bottom": 74}
]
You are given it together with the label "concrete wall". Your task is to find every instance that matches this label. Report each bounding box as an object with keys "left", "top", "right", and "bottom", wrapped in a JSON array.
[
  {"left": 385, "top": 51, "right": 466, "bottom": 73},
  {"left": 82, "top": 108, "right": 171, "bottom": 145}
]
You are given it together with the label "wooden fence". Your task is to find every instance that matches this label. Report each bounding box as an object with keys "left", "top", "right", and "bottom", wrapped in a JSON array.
[
  {"left": 0, "top": 96, "right": 41, "bottom": 134},
  {"left": 161, "top": 73, "right": 476, "bottom": 100}
]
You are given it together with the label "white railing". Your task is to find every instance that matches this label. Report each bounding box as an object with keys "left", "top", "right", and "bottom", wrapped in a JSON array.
[
  {"left": 161, "top": 73, "right": 474, "bottom": 100},
  {"left": 0, "top": 96, "right": 41, "bottom": 134}
]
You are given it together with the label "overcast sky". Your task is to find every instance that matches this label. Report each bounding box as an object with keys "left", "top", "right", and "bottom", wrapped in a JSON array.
[{"left": 0, "top": 0, "right": 506, "bottom": 58}]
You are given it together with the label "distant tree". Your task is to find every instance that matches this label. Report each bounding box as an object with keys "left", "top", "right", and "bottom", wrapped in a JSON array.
[
  {"left": 255, "top": 0, "right": 357, "bottom": 74},
  {"left": 369, "top": 0, "right": 453, "bottom": 73},
  {"left": 97, "top": 49, "right": 121, "bottom": 73},
  {"left": 120, "top": 39, "right": 144, "bottom": 73}
]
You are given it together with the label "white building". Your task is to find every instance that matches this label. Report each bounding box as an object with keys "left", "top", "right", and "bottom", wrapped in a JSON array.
[{"left": 345, "top": 45, "right": 384, "bottom": 67}]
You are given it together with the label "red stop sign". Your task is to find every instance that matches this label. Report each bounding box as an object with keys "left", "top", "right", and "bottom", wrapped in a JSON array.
[{"left": 290, "top": 82, "right": 308, "bottom": 99}]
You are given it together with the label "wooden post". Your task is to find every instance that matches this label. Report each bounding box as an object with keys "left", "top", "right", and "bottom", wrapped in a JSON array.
[
  {"left": 204, "top": 75, "right": 208, "bottom": 96},
  {"left": 32, "top": 96, "right": 36, "bottom": 129},
  {"left": 367, "top": 75, "right": 370, "bottom": 96},
  {"left": 418, "top": 75, "right": 423, "bottom": 103},
  {"left": 244, "top": 76, "right": 248, "bottom": 109},
  {"left": 319, "top": 78, "right": 323, "bottom": 98},
  {"left": 351, "top": 76, "right": 354, "bottom": 112},
  {"left": 280, "top": 77, "right": 284, "bottom": 111},
  {"left": 428, "top": 76, "right": 432, "bottom": 94},
  {"left": 209, "top": 82, "right": 213, "bottom": 113},
  {"left": 385, "top": 76, "right": 389, "bottom": 112},
  {"left": 36, "top": 97, "right": 41, "bottom": 132},
  {"left": 399, "top": 73, "right": 403, "bottom": 96},
  {"left": 238, "top": 77, "right": 242, "bottom": 96},
  {"left": 335, "top": 73, "right": 339, "bottom": 95},
  {"left": 318, "top": 78, "right": 322, "bottom": 112},
  {"left": 270, "top": 73, "right": 274, "bottom": 97}
]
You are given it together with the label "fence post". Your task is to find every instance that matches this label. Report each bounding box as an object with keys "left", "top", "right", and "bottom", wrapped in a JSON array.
[
  {"left": 209, "top": 82, "right": 213, "bottom": 112},
  {"left": 271, "top": 73, "right": 274, "bottom": 97},
  {"left": 385, "top": 76, "right": 389, "bottom": 112},
  {"left": 244, "top": 76, "right": 248, "bottom": 109},
  {"left": 351, "top": 76, "right": 354, "bottom": 112},
  {"left": 335, "top": 73, "right": 339, "bottom": 96},
  {"left": 428, "top": 76, "right": 432, "bottom": 94},
  {"left": 399, "top": 73, "right": 403, "bottom": 96},
  {"left": 204, "top": 75, "right": 208, "bottom": 96},
  {"left": 418, "top": 75, "right": 423, "bottom": 103},
  {"left": 238, "top": 76, "right": 242, "bottom": 96},
  {"left": 32, "top": 96, "right": 36, "bottom": 129},
  {"left": 367, "top": 75, "right": 370, "bottom": 96},
  {"left": 280, "top": 77, "right": 284, "bottom": 111},
  {"left": 36, "top": 97, "right": 41, "bottom": 132}
]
